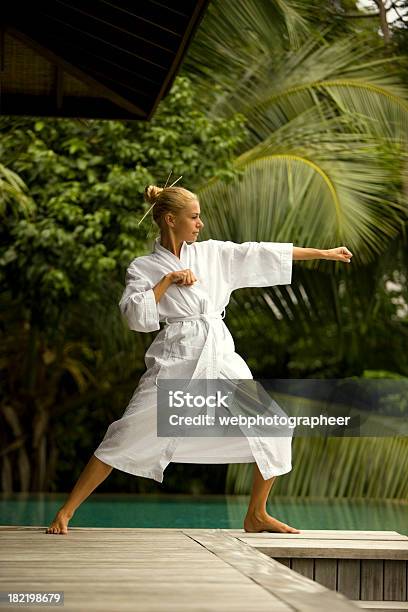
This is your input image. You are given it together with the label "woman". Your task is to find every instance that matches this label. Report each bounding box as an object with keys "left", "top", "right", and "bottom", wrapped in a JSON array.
[{"left": 46, "top": 184, "right": 352, "bottom": 535}]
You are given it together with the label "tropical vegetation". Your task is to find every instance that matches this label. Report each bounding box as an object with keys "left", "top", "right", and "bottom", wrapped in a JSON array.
[
  {"left": 1, "top": 0, "right": 407, "bottom": 498},
  {"left": 184, "top": 0, "right": 408, "bottom": 497}
]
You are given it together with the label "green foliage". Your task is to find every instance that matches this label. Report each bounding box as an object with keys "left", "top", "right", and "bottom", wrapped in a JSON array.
[
  {"left": 0, "top": 75, "right": 248, "bottom": 331},
  {"left": 183, "top": 0, "right": 408, "bottom": 498},
  {"left": 226, "top": 436, "right": 408, "bottom": 499},
  {"left": 0, "top": 75, "right": 248, "bottom": 492},
  {"left": 1, "top": 0, "right": 408, "bottom": 499}
]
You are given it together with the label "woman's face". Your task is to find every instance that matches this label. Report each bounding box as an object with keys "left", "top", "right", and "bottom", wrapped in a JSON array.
[{"left": 169, "top": 199, "right": 204, "bottom": 242}]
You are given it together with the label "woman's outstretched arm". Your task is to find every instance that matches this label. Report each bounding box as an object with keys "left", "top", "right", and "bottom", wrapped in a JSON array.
[{"left": 293, "top": 245, "right": 353, "bottom": 263}]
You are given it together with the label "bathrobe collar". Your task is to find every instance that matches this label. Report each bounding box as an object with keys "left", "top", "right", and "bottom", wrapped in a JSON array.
[{"left": 153, "top": 236, "right": 188, "bottom": 268}]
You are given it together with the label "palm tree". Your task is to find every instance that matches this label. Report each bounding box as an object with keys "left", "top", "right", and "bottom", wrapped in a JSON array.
[{"left": 182, "top": 0, "right": 408, "bottom": 497}]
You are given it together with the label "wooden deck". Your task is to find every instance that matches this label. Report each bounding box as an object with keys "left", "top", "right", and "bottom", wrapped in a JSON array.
[
  {"left": 228, "top": 529, "right": 408, "bottom": 611},
  {"left": 1, "top": 526, "right": 407, "bottom": 611}
]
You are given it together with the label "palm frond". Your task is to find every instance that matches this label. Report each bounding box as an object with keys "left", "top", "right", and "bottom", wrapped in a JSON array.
[
  {"left": 0, "top": 163, "right": 34, "bottom": 218},
  {"left": 198, "top": 145, "right": 405, "bottom": 264},
  {"left": 226, "top": 435, "right": 408, "bottom": 499},
  {"left": 183, "top": 0, "right": 312, "bottom": 107}
]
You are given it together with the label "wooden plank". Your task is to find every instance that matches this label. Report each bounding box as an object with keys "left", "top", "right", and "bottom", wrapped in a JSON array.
[
  {"left": 292, "top": 558, "right": 314, "bottom": 579},
  {"left": 352, "top": 602, "right": 408, "bottom": 610},
  {"left": 338, "top": 559, "right": 361, "bottom": 600},
  {"left": 0, "top": 526, "right": 184, "bottom": 531},
  {"left": 232, "top": 531, "right": 407, "bottom": 541},
  {"left": 315, "top": 559, "right": 337, "bottom": 590},
  {"left": 361, "top": 560, "right": 384, "bottom": 601},
  {"left": 384, "top": 560, "right": 407, "bottom": 601},
  {"left": 238, "top": 538, "right": 408, "bottom": 560},
  {"left": 0, "top": 564, "right": 243, "bottom": 582},
  {"left": 184, "top": 529, "right": 359, "bottom": 611},
  {"left": 0, "top": 584, "right": 292, "bottom": 611},
  {"left": 226, "top": 530, "right": 404, "bottom": 538}
]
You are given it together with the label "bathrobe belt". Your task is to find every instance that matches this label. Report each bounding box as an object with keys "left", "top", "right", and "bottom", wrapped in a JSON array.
[{"left": 155, "top": 310, "right": 226, "bottom": 416}]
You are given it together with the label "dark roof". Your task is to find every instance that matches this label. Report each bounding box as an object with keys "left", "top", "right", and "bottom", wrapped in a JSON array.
[{"left": 1, "top": 1, "right": 210, "bottom": 120}]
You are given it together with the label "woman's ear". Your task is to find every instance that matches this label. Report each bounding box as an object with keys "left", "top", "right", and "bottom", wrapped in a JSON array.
[{"left": 165, "top": 213, "right": 176, "bottom": 228}]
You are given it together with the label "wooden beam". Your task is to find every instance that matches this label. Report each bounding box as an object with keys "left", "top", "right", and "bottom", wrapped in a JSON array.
[
  {"left": 0, "top": 26, "right": 5, "bottom": 72},
  {"left": 5, "top": 25, "right": 146, "bottom": 117},
  {"left": 147, "top": 0, "right": 211, "bottom": 119},
  {"left": 55, "top": 65, "right": 63, "bottom": 111},
  {"left": 1, "top": 93, "right": 149, "bottom": 120}
]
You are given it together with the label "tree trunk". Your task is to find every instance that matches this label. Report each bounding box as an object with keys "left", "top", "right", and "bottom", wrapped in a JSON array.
[
  {"left": 1, "top": 455, "right": 13, "bottom": 493},
  {"left": 375, "top": 0, "right": 391, "bottom": 43},
  {"left": 31, "top": 409, "right": 50, "bottom": 491}
]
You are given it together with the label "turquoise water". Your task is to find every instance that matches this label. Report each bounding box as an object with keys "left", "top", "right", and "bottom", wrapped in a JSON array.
[{"left": 1, "top": 494, "right": 407, "bottom": 534}]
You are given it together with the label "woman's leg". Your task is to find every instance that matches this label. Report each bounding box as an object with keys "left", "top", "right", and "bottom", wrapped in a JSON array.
[
  {"left": 243, "top": 462, "right": 301, "bottom": 533},
  {"left": 45, "top": 454, "right": 113, "bottom": 535}
]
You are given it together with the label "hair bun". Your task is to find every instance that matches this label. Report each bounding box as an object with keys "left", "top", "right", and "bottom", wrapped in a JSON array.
[{"left": 144, "top": 185, "right": 163, "bottom": 205}]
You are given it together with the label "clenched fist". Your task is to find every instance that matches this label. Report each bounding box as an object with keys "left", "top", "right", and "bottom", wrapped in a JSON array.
[
  {"left": 167, "top": 269, "right": 198, "bottom": 286},
  {"left": 325, "top": 247, "right": 353, "bottom": 263}
]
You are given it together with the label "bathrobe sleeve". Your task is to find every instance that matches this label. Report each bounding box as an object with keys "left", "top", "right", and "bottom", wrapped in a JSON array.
[
  {"left": 118, "top": 261, "right": 160, "bottom": 333},
  {"left": 211, "top": 239, "right": 293, "bottom": 291}
]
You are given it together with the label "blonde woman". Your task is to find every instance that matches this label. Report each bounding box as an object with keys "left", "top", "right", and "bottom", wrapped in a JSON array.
[{"left": 46, "top": 184, "right": 352, "bottom": 535}]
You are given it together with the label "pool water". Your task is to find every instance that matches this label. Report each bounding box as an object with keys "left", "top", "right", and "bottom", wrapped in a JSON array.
[{"left": 1, "top": 494, "right": 407, "bottom": 534}]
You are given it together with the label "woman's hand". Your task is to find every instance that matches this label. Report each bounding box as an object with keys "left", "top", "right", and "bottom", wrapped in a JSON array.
[
  {"left": 167, "top": 269, "right": 198, "bottom": 286},
  {"left": 325, "top": 246, "right": 353, "bottom": 263},
  {"left": 154, "top": 269, "right": 198, "bottom": 303}
]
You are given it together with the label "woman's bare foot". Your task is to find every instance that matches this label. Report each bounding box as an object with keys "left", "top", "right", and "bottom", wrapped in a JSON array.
[
  {"left": 45, "top": 508, "right": 74, "bottom": 535},
  {"left": 244, "top": 511, "right": 301, "bottom": 533}
]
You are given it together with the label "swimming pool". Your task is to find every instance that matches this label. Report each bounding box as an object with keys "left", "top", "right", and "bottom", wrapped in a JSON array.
[{"left": 1, "top": 494, "right": 407, "bottom": 534}]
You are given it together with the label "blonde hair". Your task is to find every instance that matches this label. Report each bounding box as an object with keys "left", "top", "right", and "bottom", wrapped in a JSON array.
[{"left": 143, "top": 185, "right": 198, "bottom": 230}]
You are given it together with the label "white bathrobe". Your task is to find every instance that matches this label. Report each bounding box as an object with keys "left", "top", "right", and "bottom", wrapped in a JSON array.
[{"left": 93, "top": 236, "right": 294, "bottom": 483}]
